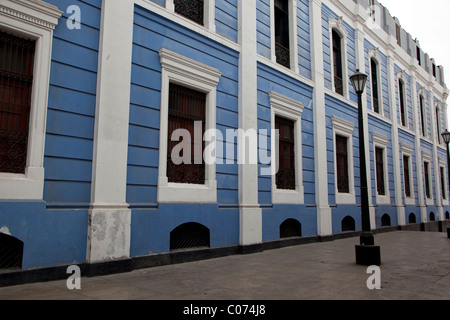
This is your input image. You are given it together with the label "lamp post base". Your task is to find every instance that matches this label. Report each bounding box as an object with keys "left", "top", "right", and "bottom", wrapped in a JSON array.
[{"left": 355, "top": 245, "right": 381, "bottom": 266}]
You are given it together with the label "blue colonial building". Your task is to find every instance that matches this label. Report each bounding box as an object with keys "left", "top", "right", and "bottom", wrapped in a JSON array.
[{"left": 0, "top": 0, "right": 448, "bottom": 277}]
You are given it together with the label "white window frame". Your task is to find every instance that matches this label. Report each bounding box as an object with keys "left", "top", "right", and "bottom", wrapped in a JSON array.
[
  {"left": 401, "top": 143, "right": 415, "bottom": 205},
  {"left": 368, "top": 48, "right": 384, "bottom": 117},
  {"left": 417, "top": 88, "right": 427, "bottom": 138},
  {"left": 157, "top": 48, "right": 221, "bottom": 203},
  {"left": 372, "top": 132, "right": 390, "bottom": 204},
  {"left": 332, "top": 116, "right": 355, "bottom": 204},
  {"left": 0, "top": 0, "right": 62, "bottom": 200},
  {"left": 397, "top": 70, "right": 409, "bottom": 128},
  {"left": 422, "top": 151, "right": 433, "bottom": 205},
  {"left": 166, "top": 0, "right": 216, "bottom": 32},
  {"left": 269, "top": 91, "right": 304, "bottom": 204},
  {"left": 270, "top": 0, "right": 299, "bottom": 73},
  {"left": 328, "top": 17, "right": 349, "bottom": 98}
]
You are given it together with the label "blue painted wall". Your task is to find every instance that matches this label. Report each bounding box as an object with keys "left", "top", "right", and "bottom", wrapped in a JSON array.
[{"left": 128, "top": 5, "right": 241, "bottom": 256}]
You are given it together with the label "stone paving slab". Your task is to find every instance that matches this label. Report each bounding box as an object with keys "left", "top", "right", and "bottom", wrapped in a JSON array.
[{"left": 0, "top": 231, "right": 449, "bottom": 301}]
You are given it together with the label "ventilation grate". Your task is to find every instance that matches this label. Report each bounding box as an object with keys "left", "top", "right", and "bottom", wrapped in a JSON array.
[
  {"left": 280, "top": 219, "right": 302, "bottom": 239},
  {"left": 170, "top": 223, "right": 210, "bottom": 251},
  {"left": 0, "top": 233, "right": 23, "bottom": 269},
  {"left": 341, "top": 216, "right": 355, "bottom": 232}
]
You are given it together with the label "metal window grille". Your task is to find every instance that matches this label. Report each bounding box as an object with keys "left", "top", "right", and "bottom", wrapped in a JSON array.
[
  {"left": 336, "top": 135, "right": 349, "bottom": 193},
  {"left": 170, "top": 223, "right": 210, "bottom": 251},
  {"left": 280, "top": 219, "right": 302, "bottom": 239},
  {"left": 0, "top": 31, "right": 35, "bottom": 174},
  {"left": 167, "top": 83, "right": 206, "bottom": 185},
  {"left": 0, "top": 233, "right": 24, "bottom": 269},
  {"left": 174, "top": 0, "right": 204, "bottom": 25},
  {"left": 275, "top": 116, "right": 295, "bottom": 190}
]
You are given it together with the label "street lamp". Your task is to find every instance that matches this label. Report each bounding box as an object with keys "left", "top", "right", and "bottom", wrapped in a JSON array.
[
  {"left": 441, "top": 130, "right": 450, "bottom": 239},
  {"left": 350, "top": 69, "right": 381, "bottom": 266}
]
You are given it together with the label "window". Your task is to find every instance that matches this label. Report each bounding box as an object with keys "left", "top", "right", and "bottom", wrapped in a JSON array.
[
  {"left": 158, "top": 48, "right": 221, "bottom": 203},
  {"left": 174, "top": 0, "right": 204, "bottom": 25},
  {"left": 269, "top": 91, "right": 304, "bottom": 204},
  {"left": 275, "top": 116, "right": 295, "bottom": 190},
  {"left": 370, "top": 58, "right": 380, "bottom": 113},
  {"left": 435, "top": 105, "right": 441, "bottom": 144},
  {"left": 0, "top": 0, "right": 62, "bottom": 200},
  {"left": 398, "top": 79, "right": 406, "bottom": 127},
  {"left": 432, "top": 63, "right": 436, "bottom": 78},
  {"left": 336, "top": 135, "right": 349, "bottom": 194},
  {"left": 440, "top": 166, "right": 446, "bottom": 200},
  {"left": 167, "top": 83, "right": 206, "bottom": 185},
  {"left": 0, "top": 31, "right": 35, "bottom": 174},
  {"left": 396, "top": 24, "right": 401, "bottom": 46},
  {"left": 419, "top": 94, "right": 426, "bottom": 137},
  {"left": 375, "top": 147, "right": 385, "bottom": 196},
  {"left": 274, "top": 0, "right": 290, "bottom": 68},
  {"left": 332, "top": 116, "right": 355, "bottom": 203},
  {"left": 403, "top": 155, "right": 411, "bottom": 198},
  {"left": 332, "top": 29, "right": 344, "bottom": 96},
  {"left": 424, "top": 161, "right": 431, "bottom": 199},
  {"left": 416, "top": 46, "right": 421, "bottom": 66}
]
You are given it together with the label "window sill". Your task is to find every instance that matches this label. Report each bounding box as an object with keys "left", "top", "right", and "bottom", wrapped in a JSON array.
[
  {"left": 157, "top": 177, "right": 217, "bottom": 203},
  {"left": 0, "top": 167, "right": 44, "bottom": 200}
]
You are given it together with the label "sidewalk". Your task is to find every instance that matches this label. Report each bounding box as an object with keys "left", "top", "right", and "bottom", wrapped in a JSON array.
[{"left": 0, "top": 231, "right": 449, "bottom": 300}]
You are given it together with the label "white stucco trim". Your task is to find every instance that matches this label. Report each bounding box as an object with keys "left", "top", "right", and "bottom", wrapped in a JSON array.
[
  {"left": 269, "top": 91, "right": 305, "bottom": 204},
  {"left": 332, "top": 116, "right": 356, "bottom": 204},
  {"left": 0, "top": 0, "right": 62, "bottom": 200},
  {"left": 157, "top": 48, "right": 221, "bottom": 203}
]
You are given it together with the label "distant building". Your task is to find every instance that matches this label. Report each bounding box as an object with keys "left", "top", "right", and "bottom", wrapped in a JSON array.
[{"left": 0, "top": 0, "right": 448, "bottom": 273}]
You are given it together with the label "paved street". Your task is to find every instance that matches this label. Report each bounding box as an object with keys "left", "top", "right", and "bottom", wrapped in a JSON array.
[{"left": 0, "top": 231, "right": 449, "bottom": 300}]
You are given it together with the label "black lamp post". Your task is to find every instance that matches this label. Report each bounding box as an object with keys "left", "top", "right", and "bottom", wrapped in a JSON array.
[
  {"left": 350, "top": 69, "right": 381, "bottom": 266},
  {"left": 441, "top": 130, "right": 450, "bottom": 239}
]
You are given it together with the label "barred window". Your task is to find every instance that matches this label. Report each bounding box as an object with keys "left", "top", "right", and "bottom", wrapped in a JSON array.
[
  {"left": 167, "top": 83, "right": 206, "bottom": 185},
  {"left": 275, "top": 116, "right": 295, "bottom": 190},
  {"left": 336, "top": 135, "right": 349, "bottom": 193},
  {"left": 174, "top": 0, "right": 204, "bottom": 25},
  {"left": 0, "top": 31, "right": 35, "bottom": 174}
]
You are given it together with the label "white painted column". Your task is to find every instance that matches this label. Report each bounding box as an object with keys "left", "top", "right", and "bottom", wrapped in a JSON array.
[
  {"left": 386, "top": 49, "right": 406, "bottom": 225},
  {"left": 238, "top": 0, "right": 262, "bottom": 245},
  {"left": 87, "top": 0, "right": 134, "bottom": 263},
  {"left": 355, "top": 27, "right": 376, "bottom": 229},
  {"left": 410, "top": 72, "right": 426, "bottom": 221},
  {"left": 310, "top": 0, "right": 332, "bottom": 236}
]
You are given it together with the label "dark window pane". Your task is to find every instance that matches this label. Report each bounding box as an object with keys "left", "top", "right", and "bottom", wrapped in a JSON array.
[
  {"left": 174, "top": 0, "right": 204, "bottom": 25},
  {"left": 336, "top": 135, "right": 349, "bottom": 193},
  {"left": 275, "top": 116, "right": 295, "bottom": 190}
]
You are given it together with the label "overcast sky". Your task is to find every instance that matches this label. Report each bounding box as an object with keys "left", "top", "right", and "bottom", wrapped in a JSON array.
[{"left": 379, "top": 0, "right": 450, "bottom": 83}]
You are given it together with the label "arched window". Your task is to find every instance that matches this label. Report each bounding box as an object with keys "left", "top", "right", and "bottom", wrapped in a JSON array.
[
  {"left": 381, "top": 214, "right": 391, "bottom": 227},
  {"left": 0, "top": 233, "right": 24, "bottom": 269},
  {"left": 280, "top": 219, "right": 302, "bottom": 239},
  {"left": 398, "top": 79, "right": 406, "bottom": 127},
  {"left": 370, "top": 58, "right": 380, "bottom": 113},
  {"left": 429, "top": 212, "right": 435, "bottom": 221},
  {"left": 170, "top": 222, "right": 210, "bottom": 251},
  {"left": 332, "top": 29, "right": 344, "bottom": 96},
  {"left": 341, "top": 216, "right": 355, "bottom": 232}
]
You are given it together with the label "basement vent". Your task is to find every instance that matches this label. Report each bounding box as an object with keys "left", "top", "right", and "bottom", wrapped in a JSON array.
[
  {"left": 341, "top": 216, "right": 355, "bottom": 232},
  {"left": 429, "top": 212, "right": 435, "bottom": 221},
  {"left": 381, "top": 214, "right": 391, "bottom": 227},
  {"left": 170, "top": 222, "right": 210, "bottom": 251},
  {"left": 0, "top": 233, "right": 23, "bottom": 269},
  {"left": 280, "top": 219, "right": 302, "bottom": 239}
]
